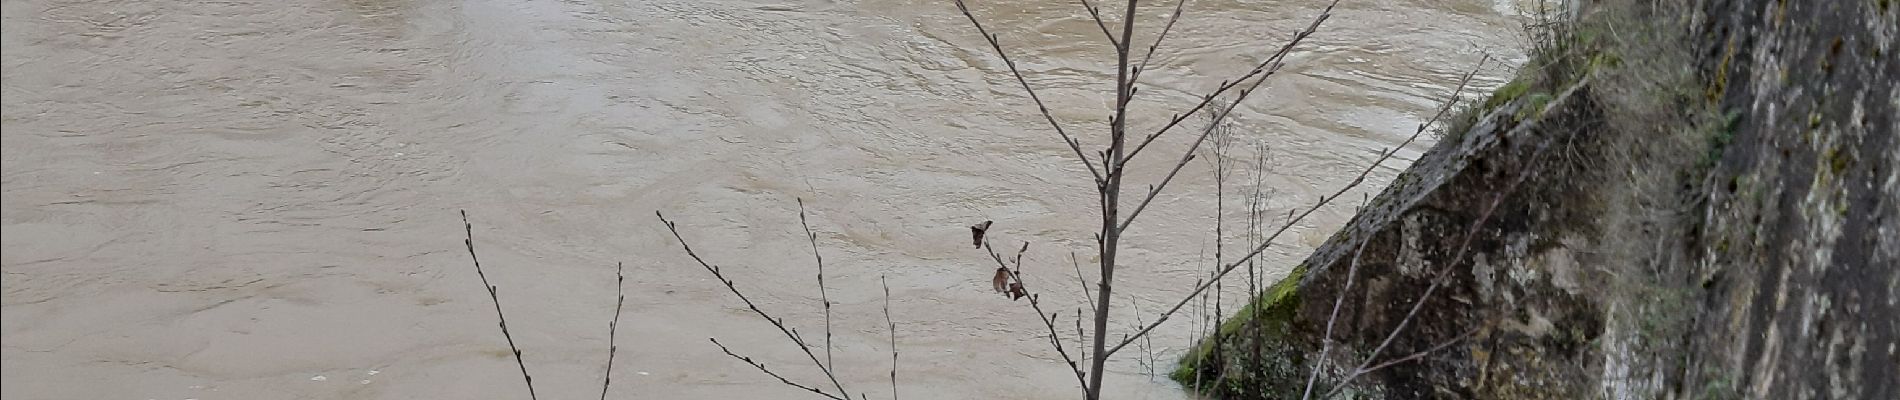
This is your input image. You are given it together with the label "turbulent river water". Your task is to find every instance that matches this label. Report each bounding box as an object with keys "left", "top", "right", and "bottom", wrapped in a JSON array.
[{"left": 3, "top": 0, "right": 1528, "bottom": 398}]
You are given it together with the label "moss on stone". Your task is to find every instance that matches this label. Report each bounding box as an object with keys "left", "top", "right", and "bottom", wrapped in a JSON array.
[
  {"left": 1516, "top": 92, "right": 1557, "bottom": 122},
  {"left": 1487, "top": 79, "right": 1533, "bottom": 111},
  {"left": 1170, "top": 263, "right": 1308, "bottom": 391}
]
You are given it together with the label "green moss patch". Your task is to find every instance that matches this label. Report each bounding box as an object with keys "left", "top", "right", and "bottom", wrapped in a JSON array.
[{"left": 1171, "top": 264, "right": 1309, "bottom": 395}]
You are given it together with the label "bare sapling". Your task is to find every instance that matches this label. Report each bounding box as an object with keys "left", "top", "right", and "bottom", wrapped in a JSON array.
[{"left": 948, "top": 0, "right": 1471, "bottom": 397}]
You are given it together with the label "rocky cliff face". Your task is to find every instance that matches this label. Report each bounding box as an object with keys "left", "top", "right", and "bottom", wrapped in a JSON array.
[
  {"left": 1174, "top": 0, "right": 1896, "bottom": 398},
  {"left": 1684, "top": 0, "right": 1898, "bottom": 397}
]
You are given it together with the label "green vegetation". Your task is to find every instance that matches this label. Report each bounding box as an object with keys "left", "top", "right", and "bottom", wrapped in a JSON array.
[
  {"left": 1515, "top": 92, "right": 1556, "bottom": 121},
  {"left": 1171, "top": 263, "right": 1305, "bottom": 385}
]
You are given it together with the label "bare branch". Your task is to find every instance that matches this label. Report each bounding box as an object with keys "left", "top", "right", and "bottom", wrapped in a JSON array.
[
  {"left": 1078, "top": 0, "right": 1121, "bottom": 48},
  {"left": 1103, "top": 54, "right": 1489, "bottom": 358},
  {"left": 1128, "top": 294, "right": 1160, "bottom": 378},
  {"left": 1106, "top": 0, "right": 1141, "bottom": 148},
  {"left": 953, "top": 0, "right": 1105, "bottom": 185},
  {"left": 459, "top": 210, "right": 539, "bottom": 400},
  {"left": 1115, "top": 151, "right": 1193, "bottom": 233},
  {"left": 657, "top": 211, "right": 851, "bottom": 397},
  {"left": 1363, "top": 327, "right": 1480, "bottom": 377},
  {"left": 1070, "top": 251, "right": 1095, "bottom": 314},
  {"left": 1075, "top": 307, "right": 1088, "bottom": 368},
  {"left": 981, "top": 240, "right": 1090, "bottom": 397},
  {"left": 1118, "top": 0, "right": 1349, "bottom": 233},
  {"left": 1119, "top": 2, "right": 1356, "bottom": 232},
  {"left": 710, "top": 338, "right": 849, "bottom": 400},
  {"left": 797, "top": 199, "right": 836, "bottom": 372},
  {"left": 1120, "top": 0, "right": 1344, "bottom": 168},
  {"left": 1244, "top": 139, "right": 1274, "bottom": 395},
  {"left": 1129, "top": 0, "right": 1187, "bottom": 85},
  {"left": 1300, "top": 239, "right": 1369, "bottom": 400},
  {"left": 1315, "top": 326, "right": 1481, "bottom": 400},
  {"left": 600, "top": 262, "right": 627, "bottom": 400},
  {"left": 882, "top": 275, "right": 898, "bottom": 400}
]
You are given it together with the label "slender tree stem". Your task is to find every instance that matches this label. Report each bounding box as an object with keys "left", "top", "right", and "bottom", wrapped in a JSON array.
[
  {"left": 882, "top": 276, "right": 898, "bottom": 400},
  {"left": 1083, "top": 0, "right": 1142, "bottom": 395},
  {"left": 798, "top": 199, "right": 836, "bottom": 372},
  {"left": 600, "top": 262, "right": 627, "bottom": 400},
  {"left": 459, "top": 211, "right": 538, "bottom": 400}
]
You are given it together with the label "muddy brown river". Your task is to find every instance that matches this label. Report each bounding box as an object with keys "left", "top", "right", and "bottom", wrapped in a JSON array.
[{"left": 3, "top": 0, "right": 1528, "bottom": 398}]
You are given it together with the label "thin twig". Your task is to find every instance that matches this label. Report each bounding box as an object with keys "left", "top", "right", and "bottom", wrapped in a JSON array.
[
  {"left": 1190, "top": 108, "right": 1238, "bottom": 392},
  {"left": 1317, "top": 150, "right": 1536, "bottom": 400},
  {"left": 953, "top": 0, "right": 1105, "bottom": 186},
  {"left": 1077, "top": 0, "right": 1121, "bottom": 48},
  {"left": 1104, "top": 54, "right": 1489, "bottom": 358},
  {"left": 798, "top": 199, "right": 836, "bottom": 372},
  {"left": 1128, "top": 295, "right": 1153, "bottom": 378},
  {"left": 1119, "top": 0, "right": 1344, "bottom": 168},
  {"left": 657, "top": 211, "right": 851, "bottom": 398},
  {"left": 1129, "top": 0, "right": 1187, "bottom": 85},
  {"left": 1070, "top": 251, "right": 1095, "bottom": 314},
  {"left": 1245, "top": 139, "right": 1272, "bottom": 395},
  {"left": 711, "top": 338, "right": 848, "bottom": 400},
  {"left": 1107, "top": 147, "right": 1366, "bottom": 358},
  {"left": 460, "top": 210, "right": 538, "bottom": 400},
  {"left": 601, "top": 262, "right": 627, "bottom": 400},
  {"left": 1314, "top": 326, "right": 1481, "bottom": 400},
  {"left": 1299, "top": 239, "right": 1369, "bottom": 400},
  {"left": 1117, "top": 0, "right": 1347, "bottom": 233},
  {"left": 1363, "top": 326, "right": 1481, "bottom": 376},
  {"left": 1075, "top": 307, "right": 1088, "bottom": 368},
  {"left": 982, "top": 240, "right": 1090, "bottom": 397},
  {"left": 1191, "top": 249, "right": 1215, "bottom": 390},
  {"left": 1314, "top": 85, "right": 1557, "bottom": 400},
  {"left": 882, "top": 276, "right": 898, "bottom": 400}
]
